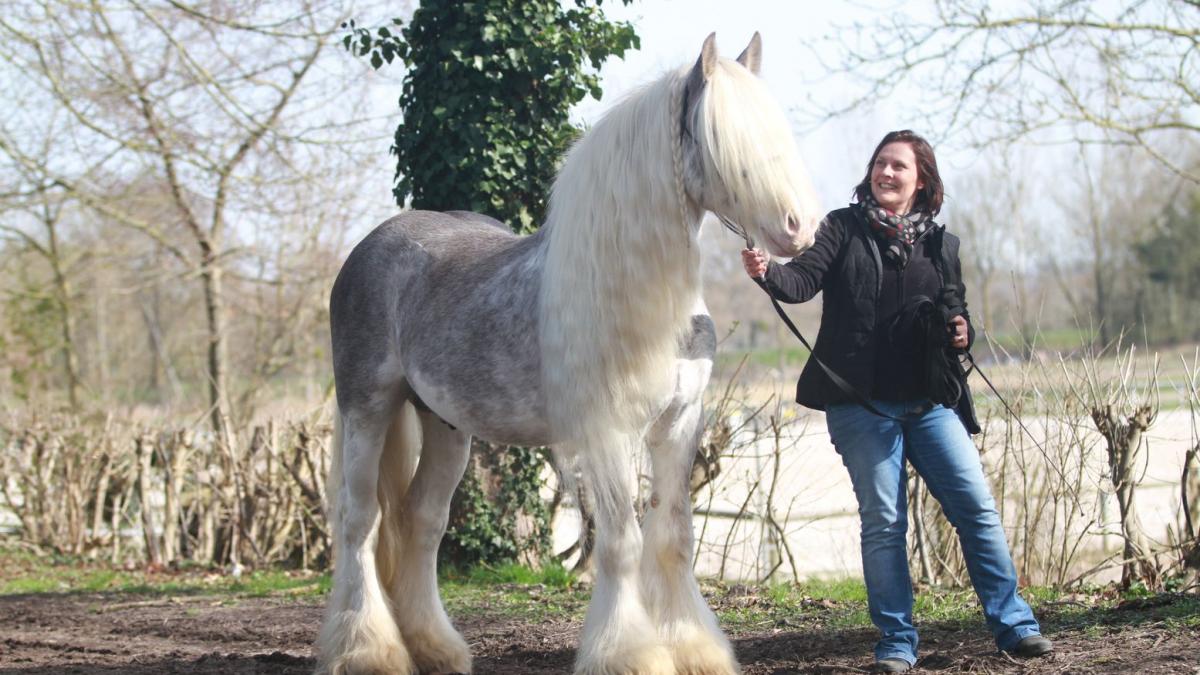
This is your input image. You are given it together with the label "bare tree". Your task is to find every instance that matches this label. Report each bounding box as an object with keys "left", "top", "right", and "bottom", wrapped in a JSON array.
[
  {"left": 0, "top": 1, "right": 387, "bottom": 418},
  {"left": 947, "top": 152, "right": 1038, "bottom": 342},
  {"left": 0, "top": 0, "right": 396, "bottom": 566},
  {"left": 817, "top": 0, "right": 1200, "bottom": 182},
  {"left": 0, "top": 94, "right": 99, "bottom": 409}
]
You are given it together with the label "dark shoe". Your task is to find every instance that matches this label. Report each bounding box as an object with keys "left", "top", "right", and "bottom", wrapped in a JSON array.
[
  {"left": 872, "top": 657, "right": 912, "bottom": 673},
  {"left": 1011, "top": 635, "right": 1053, "bottom": 657}
]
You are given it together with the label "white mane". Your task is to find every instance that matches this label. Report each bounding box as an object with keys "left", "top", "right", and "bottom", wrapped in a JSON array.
[{"left": 540, "top": 67, "right": 699, "bottom": 455}]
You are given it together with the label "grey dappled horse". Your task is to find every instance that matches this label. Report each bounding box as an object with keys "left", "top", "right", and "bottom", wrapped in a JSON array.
[{"left": 318, "top": 33, "right": 822, "bottom": 675}]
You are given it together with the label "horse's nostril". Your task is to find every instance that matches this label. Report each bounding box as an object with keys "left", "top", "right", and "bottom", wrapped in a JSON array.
[{"left": 786, "top": 213, "right": 800, "bottom": 235}]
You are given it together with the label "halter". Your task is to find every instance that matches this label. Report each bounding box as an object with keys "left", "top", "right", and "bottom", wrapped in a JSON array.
[{"left": 673, "top": 75, "right": 756, "bottom": 251}]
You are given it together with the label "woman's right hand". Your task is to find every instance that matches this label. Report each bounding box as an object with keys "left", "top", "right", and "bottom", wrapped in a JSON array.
[{"left": 741, "top": 248, "right": 768, "bottom": 279}]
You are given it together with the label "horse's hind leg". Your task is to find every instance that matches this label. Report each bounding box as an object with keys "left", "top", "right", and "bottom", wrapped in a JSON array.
[
  {"left": 574, "top": 433, "right": 673, "bottom": 675},
  {"left": 384, "top": 410, "right": 473, "bottom": 673},
  {"left": 642, "top": 395, "right": 738, "bottom": 675},
  {"left": 318, "top": 404, "right": 414, "bottom": 675}
]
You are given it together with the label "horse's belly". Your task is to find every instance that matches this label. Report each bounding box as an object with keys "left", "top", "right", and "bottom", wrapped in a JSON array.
[{"left": 407, "top": 364, "right": 554, "bottom": 447}]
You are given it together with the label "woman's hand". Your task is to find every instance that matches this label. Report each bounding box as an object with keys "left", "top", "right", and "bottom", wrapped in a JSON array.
[
  {"left": 741, "top": 248, "right": 768, "bottom": 279},
  {"left": 948, "top": 315, "right": 969, "bottom": 350}
]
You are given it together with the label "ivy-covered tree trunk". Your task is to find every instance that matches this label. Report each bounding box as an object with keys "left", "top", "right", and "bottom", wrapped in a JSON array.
[
  {"left": 346, "top": 0, "right": 637, "bottom": 567},
  {"left": 441, "top": 441, "right": 553, "bottom": 568}
]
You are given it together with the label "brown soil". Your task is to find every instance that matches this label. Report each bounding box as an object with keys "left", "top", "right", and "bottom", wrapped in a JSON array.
[{"left": 0, "top": 591, "right": 1197, "bottom": 674}]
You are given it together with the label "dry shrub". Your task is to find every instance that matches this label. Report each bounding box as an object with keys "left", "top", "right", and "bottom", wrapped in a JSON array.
[{"left": 0, "top": 410, "right": 333, "bottom": 569}]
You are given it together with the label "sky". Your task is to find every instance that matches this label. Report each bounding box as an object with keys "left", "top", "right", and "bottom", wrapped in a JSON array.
[
  {"left": 352, "top": 0, "right": 1127, "bottom": 247},
  {"left": 573, "top": 0, "right": 947, "bottom": 214},
  {"left": 358, "top": 0, "right": 948, "bottom": 223}
]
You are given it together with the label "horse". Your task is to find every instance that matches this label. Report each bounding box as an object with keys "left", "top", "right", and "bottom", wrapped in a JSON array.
[{"left": 317, "top": 32, "right": 822, "bottom": 675}]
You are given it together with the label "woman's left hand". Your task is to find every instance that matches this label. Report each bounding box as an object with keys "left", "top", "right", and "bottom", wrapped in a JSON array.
[{"left": 948, "top": 315, "right": 969, "bottom": 350}]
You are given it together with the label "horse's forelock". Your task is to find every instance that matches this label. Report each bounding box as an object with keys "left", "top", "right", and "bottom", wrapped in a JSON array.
[{"left": 698, "top": 59, "right": 821, "bottom": 235}]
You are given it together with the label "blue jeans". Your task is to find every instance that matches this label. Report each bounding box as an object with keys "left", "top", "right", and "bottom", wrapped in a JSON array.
[{"left": 825, "top": 401, "right": 1041, "bottom": 666}]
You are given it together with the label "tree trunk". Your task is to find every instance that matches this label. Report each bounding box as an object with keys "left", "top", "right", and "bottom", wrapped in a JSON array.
[
  {"left": 1092, "top": 404, "right": 1157, "bottom": 588},
  {"left": 161, "top": 430, "right": 190, "bottom": 564},
  {"left": 50, "top": 259, "right": 82, "bottom": 410},
  {"left": 136, "top": 433, "right": 162, "bottom": 567},
  {"left": 199, "top": 254, "right": 243, "bottom": 569}
]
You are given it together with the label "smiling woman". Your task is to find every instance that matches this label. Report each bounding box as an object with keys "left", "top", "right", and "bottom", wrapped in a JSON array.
[{"left": 741, "top": 129, "right": 1052, "bottom": 672}]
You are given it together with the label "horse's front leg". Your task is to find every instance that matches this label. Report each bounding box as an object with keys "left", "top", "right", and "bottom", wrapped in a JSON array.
[
  {"left": 574, "top": 432, "right": 673, "bottom": 675},
  {"left": 388, "top": 410, "right": 473, "bottom": 673},
  {"left": 641, "top": 376, "right": 739, "bottom": 674},
  {"left": 318, "top": 406, "right": 414, "bottom": 675}
]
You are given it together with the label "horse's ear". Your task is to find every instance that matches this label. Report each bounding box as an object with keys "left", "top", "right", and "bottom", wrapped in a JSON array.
[
  {"left": 688, "top": 33, "right": 718, "bottom": 87},
  {"left": 684, "top": 33, "right": 718, "bottom": 116},
  {"left": 736, "top": 32, "right": 762, "bottom": 75}
]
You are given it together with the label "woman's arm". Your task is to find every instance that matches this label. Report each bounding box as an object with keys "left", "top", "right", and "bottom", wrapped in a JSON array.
[{"left": 753, "top": 214, "right": 844, "bottom": 303}]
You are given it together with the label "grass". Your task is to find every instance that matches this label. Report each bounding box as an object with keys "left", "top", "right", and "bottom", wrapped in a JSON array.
[
  {"left": 716, "top": 346, "right": 811, "bottom": 371},
  {"left": 983, "top": 328, "right": 1099, "bottom": 354},
  {"left": 440, "top": 562, "right": 588, "bottom": 621},
  {"left": 4, "top": 542, "right": 1196, "bottom": 637},
  {"left": 0, "top": 543, "right": 330, "bottom": 599}
]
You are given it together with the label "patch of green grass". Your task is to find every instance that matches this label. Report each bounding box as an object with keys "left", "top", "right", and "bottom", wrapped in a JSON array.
[
  {"left": 912, "top": 587, "right": 979, "bottom": 627},
  {"left": 0, "top": 542, "right": 330, "bottom": 599},
  {"left": 439, "top": 562, "right": 587, "bottom": 622},
  {"left": 460, "top": 561, "right": 576, "bottom": 590},
  {"left": 985, "top": 328, "right": 1098, "bottom": 354},
  {"left": 228, "top": 570, "right": 329, "bottom": 597},
  {"left": 1022, "top": 585, "right": 1065, "bottom": 604},
  {"left": 716, "top": 346, "right": 812, "bottom": 372},
  {"left": 2, "top": 576, "right": 61, "bottom": 594},
  {"left": 710, "top": 578, "right": 874, "bottom": 632},
  {"left": 0, "top": 548, "right": 134, "bottom": 595},
  {"left": 797, "top": 577, "right": 868, "bottom": 603}
]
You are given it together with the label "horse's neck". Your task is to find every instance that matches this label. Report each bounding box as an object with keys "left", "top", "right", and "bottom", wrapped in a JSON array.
[
  {"left": 541, "top": 202, "right": 701, "bottom": 334},
  {"left": 538, "top": 194, "right": 701, "bottom": 431}
]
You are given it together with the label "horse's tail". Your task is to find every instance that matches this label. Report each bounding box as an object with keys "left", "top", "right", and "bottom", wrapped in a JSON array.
[
  {"left": 328, "top": 409, "right": 344, "bottom": 565},
  {"left": 375, "top": 400, "right": 421, "bottom": 593},
  {"left": 326, "top": 400, "right": 421, "bottom": 593}
]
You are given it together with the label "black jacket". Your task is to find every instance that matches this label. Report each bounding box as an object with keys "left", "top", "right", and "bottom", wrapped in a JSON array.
[{"left": 761, "top": 205, "right": 980, "bottom": 433}]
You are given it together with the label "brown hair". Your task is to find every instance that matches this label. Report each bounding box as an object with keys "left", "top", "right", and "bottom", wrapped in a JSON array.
[{"left": 852, "top": 130, "right": 944, "bottom": 216}]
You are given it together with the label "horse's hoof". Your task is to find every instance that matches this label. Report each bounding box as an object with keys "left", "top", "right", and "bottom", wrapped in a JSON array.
[
  {"left": 316, "top": 609, "right": 415, "bottom": 675},
  {"left": 406, "top": 626, "right": 472, "bottom": 674},
  {"left": 671, "top": 635, "right": 740, "bottom": 675},
  {"left": 575, "top": 642, "right": 674, "bottom": 675},
  {"left": 318, "top": 644, "right": 413, "bottom": 675}
]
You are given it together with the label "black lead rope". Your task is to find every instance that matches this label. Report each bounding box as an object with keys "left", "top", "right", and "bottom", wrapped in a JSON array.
[
  {"left": 961, "top": 351, "right": 1055, "bottom": 460},
  {"left": 719, "top": 214, "right": 927, "bottom": 423},
  {"left": 752, "top": 273, "right": 931, "bottom": 423}
]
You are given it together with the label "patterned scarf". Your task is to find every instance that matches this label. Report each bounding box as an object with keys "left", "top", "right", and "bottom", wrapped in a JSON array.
[{"left": 860, "top": 195, "right": 931, "bottom": 269}]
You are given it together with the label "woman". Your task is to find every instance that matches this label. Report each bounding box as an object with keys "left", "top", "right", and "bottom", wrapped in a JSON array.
[{"left": 742, "top": 130, "right": 1050, "bottom": 673}]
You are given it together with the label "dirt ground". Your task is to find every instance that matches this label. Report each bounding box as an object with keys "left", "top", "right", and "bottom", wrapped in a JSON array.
[{"left": 0, "top": 590, "right": 1197, "bottom": 674}]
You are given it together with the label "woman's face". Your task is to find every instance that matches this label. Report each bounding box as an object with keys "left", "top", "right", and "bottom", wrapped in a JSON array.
[{"left": 870, "top": 142, "right": 924, "bottom": 215}]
